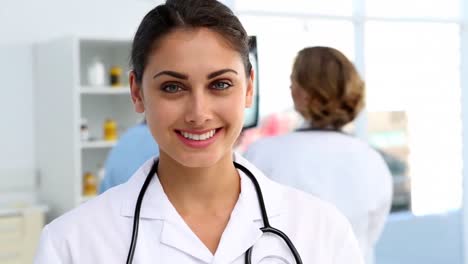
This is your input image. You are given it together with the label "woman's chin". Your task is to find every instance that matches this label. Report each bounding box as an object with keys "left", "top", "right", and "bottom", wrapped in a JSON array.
[{"left": 175, "top": 151, "right": 228, "bottom": 168}]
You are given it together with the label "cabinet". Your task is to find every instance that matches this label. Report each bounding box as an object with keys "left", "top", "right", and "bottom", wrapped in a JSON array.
[
  {"left": 0, "top": 206, "right": 46, "bottom": 264},
  {"left": 35, "top": 37, "right": 142, "bottom": 219}
]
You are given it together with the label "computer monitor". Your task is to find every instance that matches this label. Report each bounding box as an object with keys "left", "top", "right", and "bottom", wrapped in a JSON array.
[{"left": 243, "top": 36, "right": 259, "bottom": 129}]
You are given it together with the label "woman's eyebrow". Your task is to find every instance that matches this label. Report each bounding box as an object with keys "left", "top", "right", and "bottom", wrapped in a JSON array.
[
  {"left": 153, "top": 71, "right": 188, "bottom": 80},
  {"left": 152, "top": 69, "right": 238, "bottom": 80},
  {"left": 207, "top": 69, "right": 238, "bottom": 79}
]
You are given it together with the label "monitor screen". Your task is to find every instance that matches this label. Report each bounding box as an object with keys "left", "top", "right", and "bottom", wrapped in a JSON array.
[{"left": 243, "top": 36, "right": 259, "bottom": 129}]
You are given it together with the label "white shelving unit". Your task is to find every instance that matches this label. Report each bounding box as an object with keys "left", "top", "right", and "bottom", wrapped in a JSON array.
[
  {"left": 80, "top": 140, "right": 117, "bottom": 149},
  {"left": 81, "top": 86, "right": 131, "bottom": 95},
  {"left": 35, "top": 36, "right": 142, "bottom": 219}
]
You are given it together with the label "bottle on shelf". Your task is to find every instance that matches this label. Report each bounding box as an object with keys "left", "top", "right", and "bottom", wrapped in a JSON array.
[
  {"left": 109, "top": 65, "right": 123, "bottom": 87},
  {"left": 83, "top": 171, "right": 98, "bottom": 197},
  {"left": 87, "top": 57, "right": 105, "bottom": 86},
  {"left": 103, "top": 118, "right": 118, "bottom": 141},
  {"left": 80, "top": 118, "right": 90, "bottom": 141}
]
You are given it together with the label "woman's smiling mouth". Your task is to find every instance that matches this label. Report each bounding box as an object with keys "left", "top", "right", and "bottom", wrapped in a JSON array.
[{"left": 175, "top": 128, "right": 223, "bottom": 148}]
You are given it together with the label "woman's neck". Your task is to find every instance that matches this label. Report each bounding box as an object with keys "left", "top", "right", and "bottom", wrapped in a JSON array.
[{"left": 157, "top": 152, "right": 240, "bottom": 214}]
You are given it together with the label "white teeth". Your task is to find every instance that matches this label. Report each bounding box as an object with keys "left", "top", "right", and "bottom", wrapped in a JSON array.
[{"left": 181, "top": 129, "right": 217, "bottom": 141}]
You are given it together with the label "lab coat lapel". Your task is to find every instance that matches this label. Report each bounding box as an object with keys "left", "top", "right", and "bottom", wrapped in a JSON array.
[
  {"left": 120, "top": 158, "right": 214, "bottom": 262},
  {"left": 233, "top": 153, "right": 285, "bottom": 222},
  {"left": 212, "top": 189, "right": 263, "bottom": 263},
  {"left": 213, "top": 153, "right": 285, "bottom": 262},
  {"left": 119, "top": 154, "right": 285, "bottom": 263},
  {"left": 159, "top": 201, "right": 214, "bottom": 262},
  {"left": 120, "top": 158, "right": 167, "bottom": 220}
]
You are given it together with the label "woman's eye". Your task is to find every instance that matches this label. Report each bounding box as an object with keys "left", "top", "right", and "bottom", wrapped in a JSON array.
[
  {"left": 162, "top": 83, "right": 183, "bottom": 93},
  {"left": 211, "top": 81, "right": 232, "bottom": 90}
]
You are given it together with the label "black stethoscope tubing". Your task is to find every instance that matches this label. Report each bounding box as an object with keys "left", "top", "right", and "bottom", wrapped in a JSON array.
[{"left": 126, "top": 159, "right": 303, "bottom": 264}]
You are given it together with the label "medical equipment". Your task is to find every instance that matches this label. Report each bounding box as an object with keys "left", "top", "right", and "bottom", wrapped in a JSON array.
[{"left": 126, "top": 160, "right": 303, "bottom": 264}]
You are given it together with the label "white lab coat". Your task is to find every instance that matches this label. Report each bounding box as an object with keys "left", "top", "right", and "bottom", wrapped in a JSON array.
[
  {"left": 244, "top": 132, "right": 393, "bottom": 264},
  {"left": 34, "top": 153, "right": 364, "bottom": 263}
]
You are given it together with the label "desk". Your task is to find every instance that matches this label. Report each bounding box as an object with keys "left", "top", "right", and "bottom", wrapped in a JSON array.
[{"left": 0, "top": 206, "right": 47, "bottom": 264}]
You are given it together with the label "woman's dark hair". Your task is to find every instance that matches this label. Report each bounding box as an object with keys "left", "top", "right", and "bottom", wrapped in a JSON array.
[
  {"left": 292, "top": 46, "right": 365, "bottom": 130},
  {"left": 131, "top": 0, "right": 251, "bottom": 83}
]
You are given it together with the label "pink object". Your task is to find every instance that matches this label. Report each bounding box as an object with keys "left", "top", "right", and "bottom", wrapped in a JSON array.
[
  {"left": 237, "top": 111, "right": 302, "bottom": 153},
  {"left": 260, "top": 114, "right": 282, "bottom": 136}
]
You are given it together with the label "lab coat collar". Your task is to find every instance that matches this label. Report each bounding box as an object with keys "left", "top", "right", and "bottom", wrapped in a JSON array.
[
  {"left": 119, "top": 153, "right": 284, "bottom": 262},
  {"left": 234, "top": 152, "right": 284, "bottom": 221},
  {"left": 157, "top": 183, "right": 266, "bottom": 263},
  {"left": 120, "top": 152, "right": 284, "bottom": 221},
  {"left": 119, "top": 159, "right": 216, "bottom": 261},
  {"left": 120, "top": 157, "right": 168, "bottom": 220}
]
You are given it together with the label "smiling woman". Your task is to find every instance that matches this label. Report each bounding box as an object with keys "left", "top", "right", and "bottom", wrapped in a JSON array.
[
  {"left": 33, "top": 1, "right": 365, "bottom": 263},
  {"left": 131, "top": 28, "right": 252, "bottom": 168}
]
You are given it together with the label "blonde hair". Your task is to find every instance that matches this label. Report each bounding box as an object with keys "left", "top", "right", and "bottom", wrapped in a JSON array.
[{"left": 292, "top": 46, "right": 364, "bottom": 130}]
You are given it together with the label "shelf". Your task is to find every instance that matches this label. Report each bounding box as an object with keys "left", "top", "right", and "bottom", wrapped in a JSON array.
[
  {"left": 80, "top": 86, "right": 130, "bottom": 94},
  {"left": 80, "top": 195, "right": 97, "bottom": 203},
  {"left": 81, "top": 140, "right": 116, "bottom": 149},
  {"left": 36, "top": 37, "right": 140, "bottom": 219}
]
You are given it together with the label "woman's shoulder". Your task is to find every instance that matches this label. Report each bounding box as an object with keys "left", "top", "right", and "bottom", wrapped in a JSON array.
[
  {"left": 274, "top": 179, "right": 351, "bottom": 224},
  {"left": 268, "top": 180, "right": 362, "bottom": 261},
  {"left": 245, "top": 130, "right": 354, "bottom": 148},
  {"left": 244, "top": 131, "right": 367, "bottom": 159},
  {"left": 244, "top": 149, "right": 354, "bottom": 231},
  {"left": 237, "top": 152, "right": 357, "bottom": 221},
  {"left": 45, "top": 158, "right": 153, "bottom": 236},
  {"left": 243, "top": 133, "right": 299, "bottom": 156},
  {"left": 46, "top": 185, "right": 125, "bottom": 234},
  {"left": 35, "top": 184, "right": 133, "bottom": 262}
]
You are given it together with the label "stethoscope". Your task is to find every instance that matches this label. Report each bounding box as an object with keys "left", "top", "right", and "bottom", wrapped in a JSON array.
[{"left": 126, "top": 159, "right": 303, "bottom": 264}]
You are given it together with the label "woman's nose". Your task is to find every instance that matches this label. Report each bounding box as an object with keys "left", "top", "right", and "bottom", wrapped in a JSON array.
[{"left": 184, "top": 91, "right": 213, "bottom": 126}]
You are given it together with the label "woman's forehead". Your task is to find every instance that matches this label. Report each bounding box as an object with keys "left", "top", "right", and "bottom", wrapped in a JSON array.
[
  {"left": 146, "top": 28, "right": 245, "bottom": 74},
  {"left": 153, "top": 28, "right": 239, "bottom": 58}
]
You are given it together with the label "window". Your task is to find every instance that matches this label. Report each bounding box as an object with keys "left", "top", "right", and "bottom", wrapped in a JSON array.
[
  {"left": 235, "top": 0, "right": 352, "bottom": 16},
  {"left": 236, "top": 0, "right": 465, "bottom": 216},
  {"left": 240, "top": 15, "right": 354, "bottom": 117},
  {"left": 365, "top": 21, "right": 462, "bottom": 215},
  {"left": 366, "top": 0, "right": 460, "bottom": 18}
]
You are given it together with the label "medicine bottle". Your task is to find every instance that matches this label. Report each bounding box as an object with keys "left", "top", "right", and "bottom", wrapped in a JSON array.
[
  {"left": 103, "top": 118, "right": 118, "bottom": 141},
  {"left": 110, "top": 65, "right": 122, "bottom": 87},
  {"left": 83, "top": 172, "right": 98, "bottom": 196}
]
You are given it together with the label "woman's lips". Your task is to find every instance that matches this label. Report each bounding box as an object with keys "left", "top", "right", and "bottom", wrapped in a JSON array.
[{"left": 175, "top": 128, "right": 223, "bottom": 148}]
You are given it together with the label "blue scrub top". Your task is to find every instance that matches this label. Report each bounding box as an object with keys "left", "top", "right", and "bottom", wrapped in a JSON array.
[{"left": 99, "top": 123, "right": 159, "bottom": 193}]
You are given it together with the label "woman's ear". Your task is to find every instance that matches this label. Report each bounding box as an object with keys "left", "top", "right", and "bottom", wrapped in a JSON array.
[
  {"left": 245, "top": 69, "right": 254, "bottom": 108},
  {"left": 130, "top": 71, "right": 145, "bottom": 113}
]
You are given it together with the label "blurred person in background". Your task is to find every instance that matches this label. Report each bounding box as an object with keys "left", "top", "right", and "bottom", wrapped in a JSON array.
[
  {"left": 244, "top": 46, "right": 393, "bottom": 264},
  {"left": 99, "top": 120, "right": 159, "bottom": 193}
]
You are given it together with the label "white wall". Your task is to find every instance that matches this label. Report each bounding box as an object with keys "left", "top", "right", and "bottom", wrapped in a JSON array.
[
  {"left": 0, "top": 0, "right": 163, "bottom": 192},
  {"left": 0, "top": 0, "right": 239, "bottom": 192},
  {"left": 0, "top": 44, "right": 35, "bottom": 191}
]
